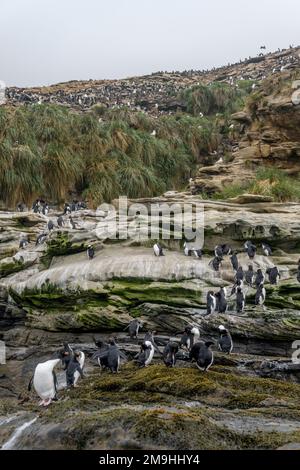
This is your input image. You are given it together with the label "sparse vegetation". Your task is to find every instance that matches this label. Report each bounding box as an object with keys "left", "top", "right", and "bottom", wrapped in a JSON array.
[{"left": 214, "top": 167, "right": 300, "bottom": 202}]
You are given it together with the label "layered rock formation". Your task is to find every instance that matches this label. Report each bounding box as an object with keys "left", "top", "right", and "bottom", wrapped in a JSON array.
[{"left": 190, "top": 68, "right": 300, "bottom": 194}]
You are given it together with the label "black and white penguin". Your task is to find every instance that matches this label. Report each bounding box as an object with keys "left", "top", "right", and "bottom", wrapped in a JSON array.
[
  {"left": 206, "top": 291, "right": 217, "bottom": 315},
  {"left": 230, "top": 252, "right": 239, "bottom": 271},
  {"left": 255, "top": 283, "right": 266, "bottom": 306},
  {"left": 36, "top": 233, "right": 47, "bottom": 245},
  {"left": 93, "top": 340, "right": 109, "bottom": 370},
  {"left": 266, "top": 266, "right": 280, "bottom": 285},
  {"left": 245, "top": 265, "right": 254, "bottom": 287},
  {"left": 19, "top": 237, "right": 28, "bottom": 249},
  {"left": 87, "top": 245, "right": 95, "bottom": 260},
  {"left": 230, "top": 279, "right": 243, "bottom": 296},
  {"left": 42, "top": 204, "right": 49, "bottom": 216},
  {"left": 138, "top": 340, "right": 155, "bottom": 367},
  {"left": 153, "top": 243, "right": 164, "bottom": 257},
  {"left": 73, "top": 351, "right": 85, "bottom": 386},
  {"left": 57, "top": 216, "right": 64, "bottom": 227},
  {"left": 222, "top": 244, "right": 232, "bottom": 256},
  {"left": 236, "top": 287, "right": 245, "bottom": 313},
  {"left": 235, "top": 266, "right": 244, "bottom": 283},
  {"left": 64, "top": 203, "right": 71, "bottom": 215},
  {"left": 143, "top": 331, "right": 162, "bottom": 355},
  {"left": 28, "top": 355, "right": 63, "bottom": 406},
  {"left": 184, "top": 247, "right": 193, "bottom": 256},
  {"left": 126, "top": 319, "right": 143, "bottom": 339},
  {"left": 189, "top": 341, "right": 214, "bottom": 371},
  {"left": 47, "top": 220, "right": 54, "bottom": 232},
  {"left": 163, "top": 341, "right": 179, "bottom": 367},
  {"left": 183, "top": 242, "right": 193, "bottom": 256},
  {"left": 262, "top": 243, "right": 272, "bottom": 256},
  {"left": 69, "top": 216, "right": 76, "bottom": 229},
  {"left": 244, "top": 240, "right": 256, "bottom": 259},
  {"left": 210, "top": 256, "right": 222, "bottom": 272},
  {"left": 218, "top": 325, "right": 233, "bottom": 353},
  {"left": 179, "top": 326, "right": 200, "bottom": 351},
  {"left": 216, "top": 287, "right": 227, "bottom": 313},
  {"left": 255, "top": 269, "right": 265, "bottom": 287},
  {"left": 93, "top": 339, "right": 126, "bottom": 373},
  {"left": 192, "top": 248, "right": 203, "bottom": 259},
  {"left": 214, "top": 245, "right": 224, "bottom": 258}
]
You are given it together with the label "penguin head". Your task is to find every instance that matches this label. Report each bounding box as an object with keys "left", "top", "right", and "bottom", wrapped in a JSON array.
[{"left": 218, "top": 325, "right": 226, "bottom": 332}]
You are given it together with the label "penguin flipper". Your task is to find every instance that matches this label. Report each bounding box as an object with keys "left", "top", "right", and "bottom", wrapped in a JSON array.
[
  {"left": 92, "top": 350, "right": 109, "bottom": 360},
  {"left": 28, "top": 375, "right": 34, "bottom": 392},
  {"left": 119, "top": 350, "right": 128, "bottom": 361}
]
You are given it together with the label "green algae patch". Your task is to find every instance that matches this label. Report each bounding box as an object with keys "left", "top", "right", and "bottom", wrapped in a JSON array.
[
  {"left": 110, "top": 280, "right": 202, "bottom": 307},
  {"left": 41, "top": 232, "right": 87, "bottom": 267}
]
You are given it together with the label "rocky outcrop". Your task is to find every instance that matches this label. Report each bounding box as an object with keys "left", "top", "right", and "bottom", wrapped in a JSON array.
[
  {"left": 190, "top": 68, "right": 300, "bottom": 194},
  {"left": 1, "top": 198, "right": 300, "bottom": 449}
]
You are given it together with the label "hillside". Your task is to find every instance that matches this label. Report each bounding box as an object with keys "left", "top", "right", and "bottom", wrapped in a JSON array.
[{"left": 0, "top": 47, "right": 300, "bottom": 209}]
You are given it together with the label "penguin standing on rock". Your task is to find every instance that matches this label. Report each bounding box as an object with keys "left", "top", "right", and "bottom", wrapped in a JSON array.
[
  {"left": 236, "top": 287, "right": 246, "bottom": 313},
  {"left": 28, "top": 351, "right": 64, "bottom": 406},
  {"left": 93, "top": 341, "right": 109, "bottom": 370},
  {"left": 64, "top": 203, "right": 71, "bottom": 215},
  {"left": 138, "top": 341, "right": 155, "bottom": 367},
  {"left": 210, "top": 256, "right": 223, "bottom": 272},
  {"left": 66, "top": 351, "right": 85, "bottom": 388},
  {"left": 206, "top": 291, "right": 217, "bottom": 315},
  {"left": 87, "top": 245, "right": 95, "bottom": 260},
  {"left": 214, "top": 245, "right": 224, "bottom": 258},
  {"left": 153, "top": 243, "right": 164, "bottom": 257},
  {"left": 179, "top": 326, "right": 200, "bottom": 351},
  {"left": 126, "top": 319, "right": 143, "bottom": 339},
  {"left": 245, "top": 265, "right": 254, "bottom": 287},
  {"left": 163, "top": 341, "right": 179, "bottom": 367},
  {"left": 19, "top": 237, "right": 28, "bottom": 249},
  {"left": 266, "top": 266, "right": 280, "bottom": 285},
  {"left": 255, "top": 269, "right": 265, "bottom": 287},
  {"left": 36, "top": 233, "right": 47, "bottom": 245},
  {"left": 57, "top": 216, "right": 64, "bottom": 227},
  {"left": 42, "top": 204, "right": 49, "bottom": 216},
  {"left": 262, "top": 243, "right": 272, "bottom": 256},
  {"left": 190, "top": 341, "right": 214, "bottom": 371},
  {"left": 230, "top": 252, "right": 239, "bottom": 271},
  {"left": 255, "top": 283, "right": 266, "bottom": 307},
  {"left": 183, "top": 242, "right": 193, "bottom": 256},
  {"left": 235, "top": 266, "right": 244, "bottom": 284},
  {"left": 244, "top": 241, "right": 256, "bottom": 259},
  {"left": 192, "top": 249, "right": 203, "bottom": 259},
  {"left": 218, "top": 325, "right": 233, "bottom": 353},
  {"left": 92, "top": 339, "right": 127, "bottom": 373},
  {"left": 47, "top": 220, "right": 54, "bottom": 232},
  {"left": 216, "top": 287, "right": 227, "bottom": 313}
]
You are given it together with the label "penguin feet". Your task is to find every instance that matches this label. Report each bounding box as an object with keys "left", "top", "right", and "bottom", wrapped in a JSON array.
[
  {"left": 38, "top": 400, "right": 45, "bottom": 406},
  {"left": 43, "top": 398, "right": 52, "bottom": 407}
]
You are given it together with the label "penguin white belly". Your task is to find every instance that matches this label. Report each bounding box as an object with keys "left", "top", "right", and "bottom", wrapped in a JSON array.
[
  {"left": 145, "top": 347, "right": 154, "bottom": 366},
  {"left": 74, "top": 351, "right": 85, "bottom": 385},
  {"left": 153, "top": 245, "right": 160, "bottom": 256},
  {"left": 33, "top": 359, "right": 60, "bottom": 400}
]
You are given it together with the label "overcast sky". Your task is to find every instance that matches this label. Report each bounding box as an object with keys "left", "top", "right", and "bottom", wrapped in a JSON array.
[{"left": 0, "top": 0, "right": 299, "bottom": 87}]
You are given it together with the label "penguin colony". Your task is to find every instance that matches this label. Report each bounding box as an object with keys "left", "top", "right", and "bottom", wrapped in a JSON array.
[{"left": 21, "top": 204, "right": 300, "bottom": 405}]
